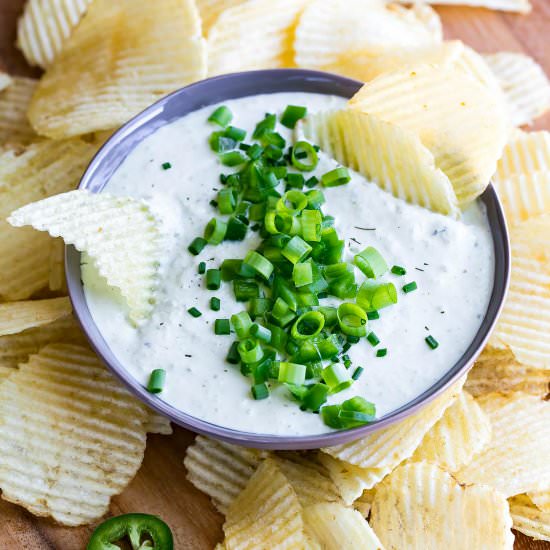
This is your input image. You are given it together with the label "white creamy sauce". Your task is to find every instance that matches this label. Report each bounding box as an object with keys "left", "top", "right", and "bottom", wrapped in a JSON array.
[{"left": 83, "top": 92, "right": 495, "bottom": 436}]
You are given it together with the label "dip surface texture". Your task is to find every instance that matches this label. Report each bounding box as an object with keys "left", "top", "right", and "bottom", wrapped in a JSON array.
[{"left": 82, "top": 92, "right": 494, "bottom": 436}]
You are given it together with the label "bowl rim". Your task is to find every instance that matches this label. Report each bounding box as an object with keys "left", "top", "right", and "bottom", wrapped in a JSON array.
[{"left": 66, "top": 68, "right": 511, "bottom": 450}]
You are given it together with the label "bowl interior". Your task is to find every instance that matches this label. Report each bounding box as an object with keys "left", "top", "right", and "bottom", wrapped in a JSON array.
[{"left": 66, "top": 69, "right": 510, "bottom": 450}]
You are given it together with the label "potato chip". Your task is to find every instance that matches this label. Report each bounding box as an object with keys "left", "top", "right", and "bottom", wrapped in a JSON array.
[
  {"left": 353, "top": 489, "right": 376, "bottom": 518},
  {"left": 529, "top": 491, "right": 550, "bottom": 513},
  {"left": 207, "top": 0, "right": 309, "bottom": 76},
  {"left": 0, "top": 139, "right": 96, "bottom": 301},
  {"left": 184, "top": 435, "right": 266, "bottom": 514},
  {"left": 0, "top": 73, "right": 11, "bottom": 91},
  {"left": 493, "top": 216, "right": 550, "bottom": 369},
  {"left": 300, "top": 109, "right": 459, "bottom": 217},
  {"left": 0, "top": 76, "right": 37, "bottom": 143},
  {"left": 303, "top": 503, "right": 384, "bottom": 549},
  {"left": 0, "top": 314, "right": 86, "bottom": 370},
  {"left": 0, "top": 343, "right": 147, "bottom": 526},
  {"left": 0, "top": 297, "right": 72, "bottom": 336},
  {"left": 196, "top": 0, "right": 245, "bottom": 35},
  {"left": 17, "top": 0, "right": 93, "bottom": 68},
  {"left": 223, "top": 457, "right": 306, "bottom": 549},
  {"left": 370, "top": 462, "right": 514, "bottom": 549},
  {"left": 28, "top": 0, "right": 207, "bottom": 139},
  {"left": 411, "top": 391, "right": 492, "bottom": 472},
  {"left": 348, "top": 64, "right": 510, "bottom": 206},
  {"left": 484, "top": 53, "right": 550, "bottom": 126},
  {"left": 294, "top": 0, "right": 440, "bottom": 70},
  {"left": 49, "top": 237, "right": 67, "bottom": 293},
  {"left": 409, "top": 0, "right": 530, "bottom": 13},
  {"left": 8, "top": 190, "right": 163, "bottom": 323},
  {"left": 320, "top": 378, "right": 464, "bottom": 500},
  {"left": 465, "top": 346, "right": 549, "bottom": 397},
  {"left": 457, "top": 392, "right": 550, "bottom": 496},
  {"left": 144, "top": 410, "right": 173, "bottom": 435},
  {"left": 453, "top": 44, "right": 502, "bottom": 95},
  {"left": 0, "top": 366, "right": 13, "bottom": 381},
  {"left": 509, "top": 495, "right": 550, "bottom": 542}
]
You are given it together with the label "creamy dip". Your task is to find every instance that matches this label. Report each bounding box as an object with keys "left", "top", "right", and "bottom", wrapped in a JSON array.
[{"left": 83, "top": 92, "right": 494, "bottom": 436}]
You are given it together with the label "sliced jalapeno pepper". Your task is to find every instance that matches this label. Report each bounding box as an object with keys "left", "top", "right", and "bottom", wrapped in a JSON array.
[{"left": 87, "top": 513, "right": 173, "bottom": 550}]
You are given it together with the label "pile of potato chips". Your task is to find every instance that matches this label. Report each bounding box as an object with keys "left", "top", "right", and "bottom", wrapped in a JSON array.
[{"left": 0, "top": 0, "right": 548, "bottom": 545}]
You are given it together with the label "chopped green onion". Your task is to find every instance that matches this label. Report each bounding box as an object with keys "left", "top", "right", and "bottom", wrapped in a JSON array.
[
  {"left": 265, "top": 211, "right": 300, "bottom": 235},
  {"left": 305, "top": 189, "right": 325, "bottom": 209},
  {"left": 206, "top": 269, "right": 221, "bottom": 290},
  {"left": 268, "top": 323, "right": 288, "bottom": 352},
  {"left": 300, "top": 209, "right": 322, "bottom": 242},
  {"left": 147, "top": 369, "right": 166, "bottom": 393},
  {"left": 271, "top": 297, "right": 296, "bottom": 327},
  {"left": 188, "top": 237, "right": 207, "bottom": 255},
  {"left": 210, "top": 297, "right": 221, "bottom": 311},
  {"left": 321, "top": 167, "right": 350, "bottom": 187},
  {"left": 367, "top": 332, "right": 380, "bottom": 347},
  {"left": 226, "top": 341, "right": 240, "bottom": 364},
  {"left": 225, "top": 216, "right": 248, "bottom": 241},
  {"left": 248, "top": 297, "right": 272, "bottom": 318},
  {"left": 291, "top": 141, "right": 319, "bottom": 172},
  {"left": 217, "top": 188, "right": 237, "bottom": 214},
  {"left": 214, "top": 318, "right": 231, "bottom": 335},
  {"left": 282, "top": 235, "right": 312, "bottom": 264},
  {"left": 376, "top": 348, "right": 387, "bottom": 357},
  {"left": 204, "top": 218, "right": 227, "bottom": 244},
  {"left": 352, "top": 366, "right": 364, "bottom": 380},
  {"left": 278, "top": 362, "right": 306, "bottom": 385},
  {"left": 367, "top": 310, "right": 379, "bottom": 320},
  {"left": 253, "top": 113, "right": 276, "bottom": 138},
  {"left": 291, "top": 311, "right": 325, "bottom": 340},
  {"left": 301, "top": 383, "right": 329, "bottom": 411},
  {"left": 356, "top": 281, "right": 398, "bottom": 312},
  {"left": 198, "top": 261, "right": 206, "bottom": 274},
  {"left": 317, "top": 306, "right": 338, "bottom": 327},
  {"left": 391, "top": 265, "right": 407, "bottom": 276},
  {"left": 220, "top": 151, "right": 247, "bottom": 166},
  {"left": 305, "top": 176, "right": 319, "bottom": 188},
  {"left": 293, "top": 262, "right": 313, "bottom": 287},
  {"left": 354, "top": 247, "right": 388, "bottom": 279},
  {"left": 251, "top": 382, "right": 269, "bottom": 400},
  {"left": 238, "top": 338, "right": 264, "bottom": 363},
  {"left": 208, "top": 105, "right": 233, "bottom": 127},
  {"left": 161, "top": 162, "right": 171, "bottom": 170},
  {"left": 224, "top": 125, "right": 246, "bottom": 141},
  {"left": 337, "top": 302, "right": 367, "bottom": 337},
  {"left": 322, "top": 363, "right": 352, "bottom": 393},
  {"left": 233, "top": 279, "right": 259, "bottom": 301},
  {"left": 280, "top": 105, "right": 307, "bottom": 129},
  {"left": 277, "top": 190, "right": 308, "bottom": 215},
  {"left": 425, "top": 335, "right": 439, "bottom": 349},
  {"left": 338, "top": 410, "right": 374, "bottom": 423},
  {"left": 250, "top": 323, "right": 272, "bottom": 343},
  {"left": 231, "top": 311, "right": 253, "bottom": 338},
  {"left": 220, "top": 259, "right": 255, "bottom": 280},
  {"left": 402, "top": 281, "right": 418, "bottom": 293},
  {"left": 286, "top": 173, "right": 305, "bottom": 189},
  {"left": 243, "top": 250, "right": 274, "bottom": 279},
  {"left": 187, "top": 307, "right": 202, "bottom": 318},
  {"left": 209, "top": 132, "right": 236, "bottom": 153}
]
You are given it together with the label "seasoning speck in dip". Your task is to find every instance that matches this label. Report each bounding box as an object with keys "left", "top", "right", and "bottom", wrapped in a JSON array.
[{"left": 82, "top": 92, "right": 494, "bottom": 436}]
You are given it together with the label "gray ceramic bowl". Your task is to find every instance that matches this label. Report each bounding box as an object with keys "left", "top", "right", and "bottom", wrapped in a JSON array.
[{"left": 66, "top": 69, "right": 510, "bottom": 450}]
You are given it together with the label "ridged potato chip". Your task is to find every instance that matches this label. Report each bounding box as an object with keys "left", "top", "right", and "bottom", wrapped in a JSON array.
[
  {"left": 207, "top": 0, "right": 309, "bottom": 76},
  {"left": 300, "top": 109, "right": 459, "bottom": 217},
  {"left": 407, "top": 0, "right": 530, "bottom": 13},
  {"left": 457, "top": 392, "right": 550, "bottom": 496},
  {"left": 321, "top": 379, "right": 464, "bottom": 488},
  {"left": 353, "top": 489, "right": 376, "bottom": 518},
  {"left": 223, "top": 457, "right": 306, "bottom": 550},
  {"left": 484, "top": 52, "right": 550, "bottom": 126},
  {"left": 9, "top": 190, "right": 163, "bottom": 323},
  {"left": 0, "top": 297, "right": 72, "bottom": 336},
  {"left": 529, "top": 491, "right": 550, "bottom": 513},
  {"left": 184, "top": 435, "right": 265, "bottom": 514},
  {"left": 0, "top": 73, "right": 10, "bottom": 91},
  {"left": 48, "top": 237, "right": 66, "bottom": 292},
  {"left": 0, "top": 76, "right": 37, "bottom": 143},
  {"left": 509, "top": 495, "right": 550, "bottom": 542},
  {"left": 0, "top": 139, "right": 96, "bottom": 300},
  {"left": 465, "top": 346, "right": 549, "bottom": 397},
  {"left": 28, "top": 0, "right": 207, "bottom": 139},
  {"left": 17, "top": 0, "right": 92, "bottom": 68},
  {"left": 197, "top": 0, "right": 245, "bottom": 35},
  {"left": 294, "top": 0, "right": 440, "bottom": 70},
  {"left": 411, "top": 391, "right": 492, "bottom": 472},
  {"left": 303, "top": 503, "right": 384, "bottom": 549},
  {"left": 493, "top": 216, "right": 550, "bottom": 369},
  {"left": 0, "top": 343, "right": 147, "bottom": 526},
  {"left": 144, "top": 410, "right": 173, "bottom": 435},
  {"left": 370, "top": 462, "right": 514, "bottom": 550},
  {"left": 348, "top": 64, "right": 510, "bottom": 206}
]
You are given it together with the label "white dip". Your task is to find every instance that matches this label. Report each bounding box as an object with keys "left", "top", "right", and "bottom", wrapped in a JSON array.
[{"left": 83, "top": 92, "right": 494, "bottom": 436}]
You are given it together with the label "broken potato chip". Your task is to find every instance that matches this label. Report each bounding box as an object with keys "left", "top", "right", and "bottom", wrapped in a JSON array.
[{"left": 509, "top": 494, "right": 550, "bottom": 542}]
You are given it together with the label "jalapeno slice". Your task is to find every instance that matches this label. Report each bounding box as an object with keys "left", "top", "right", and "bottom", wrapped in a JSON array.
[{"left": 87, "top": 513, "right": 173, "bottom": 550}]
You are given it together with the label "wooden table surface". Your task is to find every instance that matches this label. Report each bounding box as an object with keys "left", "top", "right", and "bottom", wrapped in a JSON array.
[{"left": 1, "top": 1, "right": 549, "bottom": 548}]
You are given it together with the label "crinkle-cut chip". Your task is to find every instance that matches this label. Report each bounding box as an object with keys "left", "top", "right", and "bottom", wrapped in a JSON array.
[
  {"left": 303, "top": 503, "right": 384, "bottom": 549},
  {"left": 196, "top": 0, "right": 245, "bottom": 35},
  {"left": 493, "top": 216, "right": 550, "bottom": 369},
  {"left": 0, "top": 139, "right": 96, "bottom": 300},
  {"left": 465, "top": 346, "right": 549, "bottom": 398},
  {"left": 294, "top": 0, "right": 440, "bottom": 71},
  {"left": 27, "top": 0, "right": 207, "bottom": 139},
  {"left": 144, "top": 410, "right": 172, "bottom": 435},
  {"left": 453, "top": 44, "right": 502, "bottom": 95},
  {"left": 404, "top": 0, "right": 530, "bottom": 12},
  {"left": 495, "top": 130, "right": 550, "bottom": 182},
  {"left": 371, "top": 462, "right": 514, "bottom": 550},
  {"left": 529, "top": 491, "right": 550, "bottom": 513},
  {"left": 0, "top": 314, "right": 86, "bottom": 370},
  {"left": 353, "top": 489, "right": 376, "bottom": 518},
  {"left": 16, "top": 0, "right": 92, "bottom": 68},
  {"left": 411, "top": 391, "right": 491, "bottom": 471},
  {"left": 223, "top": 457, "right": 306, "bottom": 550},
  {"left": 207, "top": 0, "right": 309, "bottom": 76},
  {"left": 49, "top": 237, "right": 66, "bottom": 292},
  {"left": 392, "top": 3, "right": 442, "bottom": 42},
  {"left": 8, "top": 190, "right": 163, "bottom": 323},
  {"left": 509, "top": 495, "right": 550, "bottom": 542},
  {"left": 484, "top": 53, "right": 550, "bottom": 127},
  {"left": 184, "top": 435, "right": 266, "bottom": 514},
  {"left": 457, "top": 392, "right": 550, "bottom": 497},
  {"left": 0, "top": 343, "right": 147, "bottom": 526},
  {"left": 300, "top": 109, "right": 459, "bottom": 217},
  {"left": 493, "top": 171, "right": 550, "bottom": 227},
  {"left": 348, "top": 64, "right": 510, "bottom": 206},
  {"left": 0, "top": 366, "right": 13, "bottom": 380},
  {"left": 273, "top": 454, "right": 341, "bottom": 507},
  {"left": 321, "top": 378, "right": 464, "bottom": 481},
  {"left": 0, "top": 73, "right": 11, "bottom": 91},
  {"left": 0, "top": 297, "right": 72, "bottom": 336},
  {"left": 0, "top": 76, "right": 37, "bottom": 143}
]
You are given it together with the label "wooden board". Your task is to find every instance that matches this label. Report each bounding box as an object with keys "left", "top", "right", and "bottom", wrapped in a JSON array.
[{"left": 0, "top": 1, "right": 549, "bottom": 548}]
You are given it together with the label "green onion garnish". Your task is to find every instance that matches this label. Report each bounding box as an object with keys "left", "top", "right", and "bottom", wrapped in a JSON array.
[
  {"left": 206, "top": 269, "right": 221, "bottom": 290},
  {"left": 367, "top": 332, "right": 380, "bottom": 347},
  {"left": 282, "top": 235, "right": 312, "bottom": 264},
  {"left": 233, "top": 279, "right": 259, "bottom": 301},
  {"left": 322, "top": 363, "right": 352, "bottom": 393},
  {"left": 402, "top": 281, "right": 418, "bottom": 293},
  {"left": 352, "top": 366, "right": 364, "bottom": 380},
  {"left": 357, "top": 281, "right": 397, "bottom": 312},
  {"left": 278, "top": 362, "right": 306, "bottom": 385},
  {"left": 376, "top": 348, "right": 387, "bottom": 357},
  {"left": 321, "top": 167, "right": 350, "bottom": 187},
  {"left": 243, "top": 250, "right": 274, "bottom": 280},
  {"left": 225, "top": 216, "right": 248, "bottom": 241},
  {"left": 217, "top": 188, "right": 237, "bottom": 214},
  {"left": 337, "top": 302, "right": 367, "bottom": 337},
  {"left": 291, "top": 141, "right": 319, "bottom": 172},
  {"left": 251, "top": 382, "right": 269, "bottom": 400},
  {"left": 253, "top": 113, "right": 276, "bottom": 138},
  {"left": 214, "top": 318, "right": 231, "bottom": 335},
  {"left": 367, "top": 310, "right": 379, "bottom": 320},
  {"left": 224, "top": 126, "right": 246, "bottom": 142},
  {"left": 210, "top": 297, "right": 221, "bottom": 311},
  {"left": 425, "top": 335, "right": 439, "bottom": 349},
  {"left": 208, "top": 105, "right": 233, "bottom": 127},
  {"left": 188, "top": 237, "right": 207, "bottom": 256},
  {"left": 286, "top": 173, "right": 305, "bottom": 188},
  {"left": 231, "top": 311, "right": 253, "bottom": 338},
  {"left": 147, "top": 369, "right": 166, "bottom": 393},
  {"left": 198, "top": 261, "right": 206, "bottom": 274},
  {"left": 187, "top": 307, "right": 202, "bottom": 318},
  {"left": 391, "top": 265, "right": 406, "bottom": 276},
  {"left": 238, "top": 338, "right": 264, "bottom": 364},
  {"left": 301, "top": 383, "right": 329, "bottom": 411},
  {"left": 280, "top": 105, "right": 307, "bottom": 129},
  {"left": 354, "top": 247, "right": 388, "bottom": 279},
  {"left": 250, "top": 323, "right": 272, "bottom": 343},
  {"left": 293, "top": 262, "right": 313, "bottom": 287},
  {"left": 220, "top": 151, "right": 247, "bottom": 167},
  {"left": 204, "top": 217, "right": 227, "bottom": 244},
  {"left": 161, "top": 162, "right": 171, "bottom": 170},
  {"left": 226, "top": 341, "right": 240, "bottom": 364},
  {"left": 291, "top": 311, "right": 325, "bottom": 340}
]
